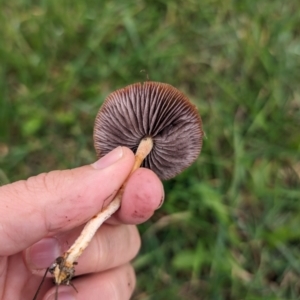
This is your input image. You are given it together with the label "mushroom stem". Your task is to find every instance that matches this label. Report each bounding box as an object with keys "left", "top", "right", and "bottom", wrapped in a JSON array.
[{"left": 52, "top": 137, "right": 153, "bottom": 285}]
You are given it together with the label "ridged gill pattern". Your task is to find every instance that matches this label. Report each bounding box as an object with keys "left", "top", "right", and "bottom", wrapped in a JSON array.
[{"left": 93, "top": 81, "right": 203, "bottom": 180}]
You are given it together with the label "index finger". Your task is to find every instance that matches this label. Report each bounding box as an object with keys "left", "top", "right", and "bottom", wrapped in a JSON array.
[{"left": 109, "top": 168, "right": 164, "bottom": 225}]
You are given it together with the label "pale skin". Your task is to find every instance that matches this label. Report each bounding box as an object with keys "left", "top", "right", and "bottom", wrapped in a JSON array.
[{"left": 0, "top": 147, "right": 164, "bottom": 300}]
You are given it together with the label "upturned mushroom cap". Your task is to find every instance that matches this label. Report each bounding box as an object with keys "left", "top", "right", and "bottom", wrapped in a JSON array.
[{"left": 93, "top": 81, "right": 203, "bottom": 180}]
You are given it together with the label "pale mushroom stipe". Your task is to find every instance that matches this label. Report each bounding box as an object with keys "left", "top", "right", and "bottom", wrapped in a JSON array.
[{"left": 32, "top": 81, "right": 203, "bottom": 300}]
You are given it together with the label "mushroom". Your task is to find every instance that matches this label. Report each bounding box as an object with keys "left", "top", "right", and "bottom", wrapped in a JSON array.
[
  {"left": 38, "top": 81, "right": 203, "bottom": 297},
  {"left": 94, "top": 81, "right": 202, "bottom": 180}
]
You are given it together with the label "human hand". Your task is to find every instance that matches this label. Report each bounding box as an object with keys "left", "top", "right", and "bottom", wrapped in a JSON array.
[{"left": 0, "top": 147, "right": 164, "bottom": 300}]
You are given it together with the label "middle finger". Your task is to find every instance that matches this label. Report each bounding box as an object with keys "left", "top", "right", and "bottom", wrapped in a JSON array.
[{"left": 25, "top": 223, "right": 141, "bottom": 277}]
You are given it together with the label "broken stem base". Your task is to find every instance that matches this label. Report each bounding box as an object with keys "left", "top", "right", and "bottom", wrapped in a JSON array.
[{"left": 52, "top": 136, "right": 153, "bottom": 285}]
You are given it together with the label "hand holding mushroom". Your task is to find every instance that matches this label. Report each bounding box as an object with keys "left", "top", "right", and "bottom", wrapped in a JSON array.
[
  {"left": 49, "top": 81, "right": 203, "bottom": 294},
  {"left": 0, "top": 147, "right": 163, "bottom": 299}
]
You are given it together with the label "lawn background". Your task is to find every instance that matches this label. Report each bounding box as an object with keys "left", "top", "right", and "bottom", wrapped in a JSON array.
[{"left": 1, "top": 1, "right": 300, "bottom": 299}]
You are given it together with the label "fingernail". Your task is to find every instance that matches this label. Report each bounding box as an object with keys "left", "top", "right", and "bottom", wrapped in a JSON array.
[
  {"left": 26, "top": 238, "right": 60, "bottom": 269},
  {"left": 92, "top": 147, "right": 124, "bottom": 169},
  {"left": 47, "top": 292, "right": 76, "bottom": 300},
  {"left": 156, "top": 193, "right": 165, "bottom": 209},
  {"left": 156, "top": 196, "right": 165, "bottom": 209},
  {"left": 155, "top": 182, "right": 165, "bottom": 210}
]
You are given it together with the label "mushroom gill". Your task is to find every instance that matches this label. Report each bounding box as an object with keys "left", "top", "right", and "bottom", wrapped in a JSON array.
[{"left": 94, "top": 81, "right": 203, "bottom": 180}]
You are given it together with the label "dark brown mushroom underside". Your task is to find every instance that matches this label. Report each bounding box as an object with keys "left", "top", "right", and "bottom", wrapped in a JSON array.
[{"left": 93, "top": 81, "right": 203, "bottom": 180}]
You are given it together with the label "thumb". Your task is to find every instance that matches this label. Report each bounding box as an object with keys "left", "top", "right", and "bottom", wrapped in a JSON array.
[{"left": 0, "top": 147, "right": 135, "bottom": 256}]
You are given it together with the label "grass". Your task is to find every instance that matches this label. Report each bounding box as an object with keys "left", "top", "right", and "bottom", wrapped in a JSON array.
[{"left": 1, "top": 0, "right": 300, "bottom": 299}]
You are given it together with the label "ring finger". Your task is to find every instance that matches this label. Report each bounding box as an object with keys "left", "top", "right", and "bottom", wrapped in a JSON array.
[{"left": 45, "top": 263, "right": 136, "bottom": 300}]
